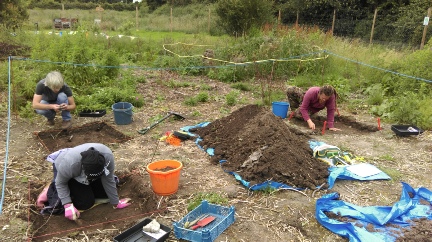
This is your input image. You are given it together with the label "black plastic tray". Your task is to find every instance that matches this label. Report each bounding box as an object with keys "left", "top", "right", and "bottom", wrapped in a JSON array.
[
  {"left": 113, "top": 218, "right": 171, "bottom": 242},
  {"left": 391, "top": 125, "right": 424, "bottom": 136},
  {"left": 79, "top": 110, "right": 106, "bottom": 117}
]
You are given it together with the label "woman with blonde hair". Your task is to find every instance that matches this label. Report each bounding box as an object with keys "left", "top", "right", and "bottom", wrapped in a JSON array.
[{"left": 32, "top": 71, "right": 76, "bottom": 129}]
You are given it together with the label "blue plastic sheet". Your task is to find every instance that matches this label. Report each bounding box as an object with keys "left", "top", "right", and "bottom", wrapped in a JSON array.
[
  {"left": 309, "top": 140, "right": 391, "bottom": 189},
  {"left": 327, "top": 166, "right": 390, "bottom": 189},
  {"left": 316, "top": 182, "right": 432, "bottom": 242}
]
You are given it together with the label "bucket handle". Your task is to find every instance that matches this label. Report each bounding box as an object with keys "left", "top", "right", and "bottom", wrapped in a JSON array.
[{"left": 115, "top": 110, "right": 133, "bottom": 116}]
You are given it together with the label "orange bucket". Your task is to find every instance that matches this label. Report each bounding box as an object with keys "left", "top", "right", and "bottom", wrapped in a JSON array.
[{"left": 146, "top": 160, "right": 183, "bottom": 196}]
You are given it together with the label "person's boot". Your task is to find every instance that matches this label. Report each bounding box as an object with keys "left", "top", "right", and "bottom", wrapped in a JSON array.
[
  {"left": 36, "top": 185, "right": 49, "bottom": 208},
  {"left": 61, "top": 120, "right": 72, "bottom": 129}
]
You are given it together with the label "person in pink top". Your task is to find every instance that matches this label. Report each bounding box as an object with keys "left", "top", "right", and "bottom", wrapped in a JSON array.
[{"left": 299, "top": 85, "right": 341, "bottom": 131}]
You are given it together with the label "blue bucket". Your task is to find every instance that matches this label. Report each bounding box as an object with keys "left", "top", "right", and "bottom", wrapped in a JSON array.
[
  {"left": 112, "top": 102, "right": 133, "bottom": 125},
  {"left": 272, "top": 101, "right": 290, "bottom": 119}
]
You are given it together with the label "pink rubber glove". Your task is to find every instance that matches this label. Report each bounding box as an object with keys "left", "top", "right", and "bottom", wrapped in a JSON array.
[
  {"left": 115, "top": 198, "right": 131, "bottom": 209},
  {"left": 64, "top": 203, "right": 80, "bottom": 220}
]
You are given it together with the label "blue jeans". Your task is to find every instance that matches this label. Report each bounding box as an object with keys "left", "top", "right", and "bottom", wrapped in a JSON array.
[{"left": 35, "top": 92, "right": 71, "bottom": 121}]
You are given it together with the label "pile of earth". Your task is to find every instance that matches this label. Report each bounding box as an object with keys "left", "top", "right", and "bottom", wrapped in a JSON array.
[{"left": 191, "top": 104, "right": 329, "bottom": 189}]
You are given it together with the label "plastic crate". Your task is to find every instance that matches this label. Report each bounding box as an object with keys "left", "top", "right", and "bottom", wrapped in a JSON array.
[{"left": 173, "top": 200, "right": 235, "bottom": 242}]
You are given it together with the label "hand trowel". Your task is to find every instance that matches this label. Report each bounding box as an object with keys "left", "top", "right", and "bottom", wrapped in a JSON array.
[{"left": 191, "top": 216, "right": 216, "bottom": 230}]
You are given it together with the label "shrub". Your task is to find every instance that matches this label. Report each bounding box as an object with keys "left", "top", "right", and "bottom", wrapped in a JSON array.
[{"left": 225, "top": 90, "right": 239, "bottom": 106}]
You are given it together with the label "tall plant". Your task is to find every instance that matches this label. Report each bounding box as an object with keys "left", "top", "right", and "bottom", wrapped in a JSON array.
[
  {"left": 215, "top": 0, "right": 274, "bottom": 36},
  {"left": 0, "top": 0, "right": 29, "bottom": 31}
]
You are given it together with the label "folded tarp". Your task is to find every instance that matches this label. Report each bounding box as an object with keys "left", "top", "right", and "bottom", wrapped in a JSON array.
[
  {"left": 316, "top": 182, "right": 432, "bottom": 242},
  {"left": 327, "top": 165, "right": 390, "bottom": 189},
  {"left": 309, "top": 140, "right": 390, "bottom": 189}
]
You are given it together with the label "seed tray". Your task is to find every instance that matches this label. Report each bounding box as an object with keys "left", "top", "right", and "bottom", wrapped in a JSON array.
[
  {"left": 79, "top": 109, "right": 106, "bottom": 117},
  {"left": 391, "top": 125, "right": 424, "bottom": 136},
  {"left": 113, "top": 218, "right": 171, "bottom": 242},
  {"left": 173, "top": 200, "right": 235, "bottom": 242}
]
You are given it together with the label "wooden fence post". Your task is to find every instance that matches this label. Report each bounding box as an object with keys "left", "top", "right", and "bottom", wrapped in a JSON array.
[
  {"left": 420, "top": 7, "right": 431, "bottom": 49},
  {"left": 170, "top": 7, "right": 173, "bottom": 32},
  {"left": 136, "top": 5, "right": 138, "bottom": 30},
  {"left": 331, "top": 9, "right": 336, "bottom": 35},
  {"left": 370, "top": 8, "right": 378, "bottom": 45},
  {"left": 278, "top": 9, "right": 281, "bottom": 26},
  {"left": 208, "top": 8, "right": 211, "bottom": 33}
]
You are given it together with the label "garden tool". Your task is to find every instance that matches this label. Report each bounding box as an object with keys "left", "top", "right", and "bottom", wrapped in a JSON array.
[
  {"left": 191, "top": 216, "right": 216, "bottom": 230},
  {"left": 137, "top": 111, "right": 185, "bottom": 134},
  {"left": 184, "top": 214, "right": 208, "bottom": 229}
]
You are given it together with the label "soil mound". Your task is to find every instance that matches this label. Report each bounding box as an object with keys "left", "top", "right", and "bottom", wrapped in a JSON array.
[{"left": 192, "top": 104, "right": 329, "bottom": 189}]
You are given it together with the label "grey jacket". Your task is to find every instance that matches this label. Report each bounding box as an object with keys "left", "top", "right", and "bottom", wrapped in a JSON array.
[{"left": 53, "top": 143, "right": 119, "bottom": 206}]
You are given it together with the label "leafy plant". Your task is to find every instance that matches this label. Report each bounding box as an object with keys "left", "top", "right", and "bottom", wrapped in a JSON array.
[
  {"left": 225, "top": 90, "right": 239, "bottom": 106},
  {"left": 195, "top": 92, "right": 209, "bottom": 102},
  {"left": 184, "top": 97, "right": 198, "bottom": 106},
  {"left": 365, "top": 84, "right": 385, "bottom": 105},
  {"left": 230, "top": 82, "right": 253, "bottom": 91},
  {"left": 187, "top": 192, "right": 228, "bottom": 212}
]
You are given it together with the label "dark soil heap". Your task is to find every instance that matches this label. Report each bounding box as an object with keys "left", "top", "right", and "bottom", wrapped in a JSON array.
[{"left": 192, "top": 104, "right": 329, "bottom": 189}]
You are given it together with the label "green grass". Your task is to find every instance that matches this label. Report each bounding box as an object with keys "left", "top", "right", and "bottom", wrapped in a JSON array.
[
  {"left": 27, "top": 4, "right": 222, "bottom": 35},
  {"left": 378, "top": 167, "right": 403, "bottom": 182},
  {"left": 187, "top": 192, "right": 228, "bottom": 211}
]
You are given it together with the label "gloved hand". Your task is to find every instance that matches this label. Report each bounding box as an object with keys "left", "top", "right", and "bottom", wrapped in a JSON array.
[
  {"left": 64, "top": 203, "right": 80, "bottom": 220},
  {"left": 115, "top": 198, "right": 131, "bottom": 209}
]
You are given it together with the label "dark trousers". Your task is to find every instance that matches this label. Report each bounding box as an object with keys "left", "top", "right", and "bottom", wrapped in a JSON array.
[
  {"left": 51, "top": 163, "right": 108, "bottom": 210},
  {"left": 68, "top": 178, "right": 108, "bottom": 210}
]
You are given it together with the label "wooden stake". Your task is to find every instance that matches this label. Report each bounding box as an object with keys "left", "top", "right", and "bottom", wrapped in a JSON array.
[
  {"left": 420, "top": 7, "right": 431, "bottom": 49},
  {"left": 170, "top": 7, "right": 173, "bottom": 32},
  {"left": 136, "top": 5, "right": 138, "bottom": 30},
  {"left": 208, "top": 8, "right": 211, "bottom": 33},
  {"left": 331, "top": 9, "right": 336, "bottom": 35},
  {"left": 370, "top": 8, "right": 378, "bottom": 45}
]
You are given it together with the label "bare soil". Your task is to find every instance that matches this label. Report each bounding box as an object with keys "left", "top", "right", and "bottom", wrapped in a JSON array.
[{"left": 1, "top": 70, "right": 432, "bottom": 242}]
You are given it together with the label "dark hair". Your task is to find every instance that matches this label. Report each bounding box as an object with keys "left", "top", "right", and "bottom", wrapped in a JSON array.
[
  {"left": 81, "top": 147, "right": 105, "bottom": 178},
  {"left": 319, "top": 85, "right": 338, "bottom": 109}
]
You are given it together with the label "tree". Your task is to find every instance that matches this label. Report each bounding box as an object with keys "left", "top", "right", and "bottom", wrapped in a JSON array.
[
  {"left": 0, "top": 0, "right": 29, "bottom": 31},
  {"left": 215, "top": 0, "right": 274, "bottom": 36}
]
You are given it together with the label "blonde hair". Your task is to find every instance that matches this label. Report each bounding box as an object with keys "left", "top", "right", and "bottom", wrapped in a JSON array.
[{"left": 44, "top": 71, "right": 64, "bottom": 90}]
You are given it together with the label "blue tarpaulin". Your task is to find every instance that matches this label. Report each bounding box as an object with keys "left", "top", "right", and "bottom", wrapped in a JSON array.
[
  {"left": 316, "top": 182, "right": 432, "bottom": 242},
  {"left": 309, "top": 140, "right": 391, "bottom": 189}
]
